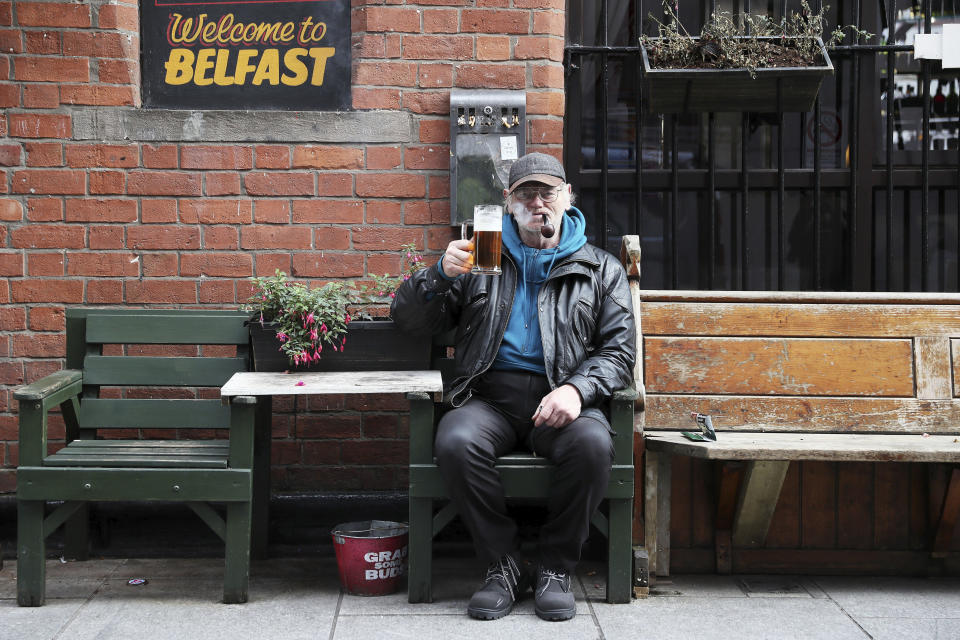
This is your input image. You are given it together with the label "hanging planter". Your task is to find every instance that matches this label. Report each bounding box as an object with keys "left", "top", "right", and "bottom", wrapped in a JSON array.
[
  {"left": 640, "top": 36, "right": 834, "bottom": 113},
  {"left": 248, "top": 318, "right": 431, "bottom": 372}
]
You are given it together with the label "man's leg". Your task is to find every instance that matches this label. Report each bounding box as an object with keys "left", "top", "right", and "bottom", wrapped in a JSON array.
[
  {"left": 435, "top": 398, "right": 519, "bottom": 563},
  {"left": 435, "top": 398, "right": 529, "bottom": 620},
  {"left": 529, "top": 414, "right": 614, "bottom": 620}
]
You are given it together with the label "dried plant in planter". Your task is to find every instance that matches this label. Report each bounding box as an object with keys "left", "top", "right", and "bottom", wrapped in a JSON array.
[
  {"left": 639, "top": 1, "right": 871, "bottom": 112},
  {"left": 642, "top": 1, "right": 872, "bottom": 77}
]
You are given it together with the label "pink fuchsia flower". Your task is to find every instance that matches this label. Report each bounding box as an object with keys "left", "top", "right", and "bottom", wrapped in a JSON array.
[
  {"left": 295, "top": 381, "right": 305, "bottom": 387},
  {"left": 277, "top": 332, "right": 288, "bottom": 343},
  {"left": 320, "top": 323, "right": 327, "bottom": 333},
  {"left": 389, "top": 292, "right": 396, "bottom": 298},
  {"left": 305, "top": 312, "right": 315, "bottom": 324},
  {"left": 313, "top": 349, "right": 321, "bottom": 360},
  {"left": 309, "top": 329, "right": 318, "bottom": 341}
]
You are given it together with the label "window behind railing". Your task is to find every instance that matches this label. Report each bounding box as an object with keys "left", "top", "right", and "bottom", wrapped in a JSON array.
[{"left": 565, "top": 0, "right": 960, "bottom": 291}]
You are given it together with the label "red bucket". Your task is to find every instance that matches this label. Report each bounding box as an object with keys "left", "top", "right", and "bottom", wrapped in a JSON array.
[{"left": 331, "top": 520, "right": 409, "bottom": 596}]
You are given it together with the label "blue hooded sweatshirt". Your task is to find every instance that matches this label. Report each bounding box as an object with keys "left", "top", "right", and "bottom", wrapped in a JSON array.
[{"left": 492, "top": 207, "right": 588, "bottom": 375}]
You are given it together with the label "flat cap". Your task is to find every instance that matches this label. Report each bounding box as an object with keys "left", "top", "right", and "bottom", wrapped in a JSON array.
[{"left": 507, "top": 152, "right": 566, "bottom": 192}]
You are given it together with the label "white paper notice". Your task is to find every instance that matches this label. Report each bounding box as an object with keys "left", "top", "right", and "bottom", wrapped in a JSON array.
[
  {"left": 943, "top": 24, "right": 960, "bottom": 68},
  {"left": 500, "top": 136, "right": 518, "bottom": 160},
  {"left": 913, "top": 33, "right": 941, "bottom": 60}
]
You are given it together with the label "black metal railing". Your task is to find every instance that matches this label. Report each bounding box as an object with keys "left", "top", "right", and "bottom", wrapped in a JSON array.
[{"left": 565, "top": 0, "right": 960, "bottom": 292}]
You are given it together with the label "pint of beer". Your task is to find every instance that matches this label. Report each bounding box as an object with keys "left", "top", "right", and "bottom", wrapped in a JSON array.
[{"left": 462, "top": 205, "right": 503, "bottom": 275}]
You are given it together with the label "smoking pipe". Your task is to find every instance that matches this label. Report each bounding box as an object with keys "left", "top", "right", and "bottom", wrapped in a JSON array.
[{"left": 540, "top": 214, "right": 555, "bottom": 238}]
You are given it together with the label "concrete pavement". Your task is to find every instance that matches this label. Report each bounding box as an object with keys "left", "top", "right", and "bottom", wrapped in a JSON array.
[{"left": 2, "top": 555, "right": 960, "bottom": 639}]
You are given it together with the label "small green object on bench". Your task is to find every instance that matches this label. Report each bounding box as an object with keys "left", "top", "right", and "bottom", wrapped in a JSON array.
[
  {"left": 15, "top": 308, "right": 261, "bottom": 606},
  {"left": 406, "top": 261, "right": 640, "bottom": 605}
]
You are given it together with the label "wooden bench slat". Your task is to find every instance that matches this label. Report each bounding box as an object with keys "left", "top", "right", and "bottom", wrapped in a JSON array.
[
  {"left": 644, "top": 396, "right": 960, "bottom": 434},
  {"left": 645, "top": 337, "right": 914, "bottom": 397},
  {"left": 86, "top": 313, "right": 250, "bottom": 345},
  {"left": 67, "top": 439, "right": 227, "bottom": 449},
  {"left": 46, "top": 439, "right": 229, "bottom": 468},
  {"left": 44, "top": 455, "right": 228, "bottom": 469},
  {"left": 644, "top": 432, "right": 960, "bottom": 462},
  {"left": 83, "top": 356, "right": 245, "bottom": 386},
  {"left": 78, "top": 399, "right": 231, "bottom": 430},
  {"left": 642, "top": 301, "right": 960, "bottom": 337}
]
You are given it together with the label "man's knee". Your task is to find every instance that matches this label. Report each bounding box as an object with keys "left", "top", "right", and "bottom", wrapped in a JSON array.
[
  {"left": 435, "top": 413, "right": 492, "bottom": 467},
  {"left": 563, "top": 418, "right": 614, "bottom": 467},
  {"left": 435, "top": 426, "right": 467, "bottom": 464}
]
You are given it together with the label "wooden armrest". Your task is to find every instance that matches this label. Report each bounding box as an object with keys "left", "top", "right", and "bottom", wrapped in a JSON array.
[{"left": 14, "top": 370, "right": 82, "bottom": 402}]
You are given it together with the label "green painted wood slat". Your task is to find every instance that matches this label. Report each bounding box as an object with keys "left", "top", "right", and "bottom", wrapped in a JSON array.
[
  {"left": 67, "top": 439, "right": 228, "bottom": 449},
  {"left": 17, "top": 467, "right": 251, "bottom": 501},
  {"left": 48, "top": 447, "right": 227, "bottom": 456},
  {"left": 43, "top": 455, "right": 228, "bottom": 469},
  {"left": 82, "top": 356, "right": 245, "bottom": 386},
  {"left": 409, "top": 464, "right": 634, "bottom": 499},
  {"left": 85, "top": 313, "right": 250, "bottom": 345},
  {"left": 78, "top": 399, "right": 232, "bottom": 429}
]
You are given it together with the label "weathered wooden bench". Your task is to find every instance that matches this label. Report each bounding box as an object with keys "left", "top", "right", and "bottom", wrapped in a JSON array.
[
  {"left": 636, "top": 287, "right": 960, "bottom": 577},
  {"left": 407, "top": 294, "right": 639, "bottom": 603},
  {"left": 15, "top": 308, "right": 262, "bottom": 605}
]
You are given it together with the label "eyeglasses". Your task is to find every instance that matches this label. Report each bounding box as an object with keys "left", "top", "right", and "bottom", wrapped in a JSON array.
[{"left": 512, "top": 186, "right": 562, "bottom": 203}]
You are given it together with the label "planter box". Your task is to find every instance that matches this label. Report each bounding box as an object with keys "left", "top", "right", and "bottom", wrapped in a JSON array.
[
  {"left": 248, "top": 319, "right": 432, "bottom": 372},
  {"left": 640, "top": 37, "right": 833, "bottom": 113}
]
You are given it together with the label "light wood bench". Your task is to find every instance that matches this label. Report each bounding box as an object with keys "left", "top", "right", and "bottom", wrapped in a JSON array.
[{"left": 635, "top": 287, "right": 960, "bottom": 577}]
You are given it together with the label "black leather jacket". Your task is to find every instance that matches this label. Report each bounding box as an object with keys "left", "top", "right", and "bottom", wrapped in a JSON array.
[{"left": 391, "top": 242, "right": 636, "bottom": 410}]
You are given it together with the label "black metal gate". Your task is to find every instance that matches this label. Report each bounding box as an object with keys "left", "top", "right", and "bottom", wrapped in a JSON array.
[{"left": 565, "top": 0, "right": 960, "bottom": 291}]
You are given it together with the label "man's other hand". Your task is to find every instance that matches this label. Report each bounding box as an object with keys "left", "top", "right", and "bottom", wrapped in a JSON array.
[
  {"left": 532, "top": 384, "right": 582, "bottom": 428},
  {"left": 441, "top": 239, "right": 475, "bottom": 278}
]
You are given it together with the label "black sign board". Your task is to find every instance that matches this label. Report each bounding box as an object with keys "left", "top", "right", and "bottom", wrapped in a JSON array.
[{"left": 141, "top": 0, "right": 350, "bottom": 110}]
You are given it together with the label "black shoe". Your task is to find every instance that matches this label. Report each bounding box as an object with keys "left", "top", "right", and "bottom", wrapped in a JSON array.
[
  {"left": 467, "top": 554, "right": 528, "bottom": 620},
  {"left": 534, "top": 567, "right": 576, "bottom": 621}
]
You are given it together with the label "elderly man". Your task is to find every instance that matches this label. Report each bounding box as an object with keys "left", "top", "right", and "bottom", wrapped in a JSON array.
[{"left": 391, "top": 152, "right": 635, "bottom": 621}]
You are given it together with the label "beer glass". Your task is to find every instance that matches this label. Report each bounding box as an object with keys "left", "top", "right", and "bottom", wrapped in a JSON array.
[{"left": 461, "top": 205, "right": 502, "bottom": 275}]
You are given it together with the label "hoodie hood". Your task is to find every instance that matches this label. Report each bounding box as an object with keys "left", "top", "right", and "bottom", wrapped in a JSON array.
[{"left": 493, "top": 207, "right": 588, "bottom": 375}]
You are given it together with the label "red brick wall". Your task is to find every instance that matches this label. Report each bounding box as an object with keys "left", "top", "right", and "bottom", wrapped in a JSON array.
[{"left": 0, "top": 0, "right": 566, "bottom": 493}]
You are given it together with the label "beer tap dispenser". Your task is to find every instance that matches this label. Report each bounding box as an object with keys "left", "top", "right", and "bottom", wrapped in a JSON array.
[{"left": 540, "top": 213, "right": 555, "bottom": 239}]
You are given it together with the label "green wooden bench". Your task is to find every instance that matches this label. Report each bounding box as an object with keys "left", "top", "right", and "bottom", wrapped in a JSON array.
[
  {"left": 406, "top": 239, "right": 641, "bottom": 604},
  {"left": 15, "top": 308, "right": 263, "bottom": 605}
]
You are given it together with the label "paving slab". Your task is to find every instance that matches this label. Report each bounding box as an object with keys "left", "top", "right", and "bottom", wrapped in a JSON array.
[
  {"left": 592, "top": 595, "right": 870, "bottom": 640},
  {"left": 332, "top": 613, "right": 602, "bottom": 640},
  {"left": 739, "top": 575, "right": 815, "bottom": 598},
  {"left": 0, "top": 558, "right": 126, "bottom": 601},
  {"left": 815, "top": 576, "right": 960, "bottom": 619},
  {"left": 0, "top": 600, "right": 88, "bottom": 640},
  {"left": 856, "top": 617, "right": 960, "bottom": 640},
  {"left": 58, "top": 576, "right": 340, "bottom": 640}
]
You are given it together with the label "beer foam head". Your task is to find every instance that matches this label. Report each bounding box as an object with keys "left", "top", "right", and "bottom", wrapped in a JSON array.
[{"left": 473, "top": 204, "right": 502, "bottom": 231}]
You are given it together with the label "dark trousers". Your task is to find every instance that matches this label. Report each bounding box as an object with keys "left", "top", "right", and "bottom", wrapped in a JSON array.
[{"left": 434, "top": 371, "right": 614, "bottom": 572}]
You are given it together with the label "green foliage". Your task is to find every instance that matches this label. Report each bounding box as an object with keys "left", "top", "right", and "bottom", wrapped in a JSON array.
[
  {"left": 367, "top": 243, "right": 426, "bottom": 300},
  {"left": 242, "top": 243, "right": 426, "bottom": 366},
  {"left": 641, "top": 1, "right": 873, "bottom": 77}
]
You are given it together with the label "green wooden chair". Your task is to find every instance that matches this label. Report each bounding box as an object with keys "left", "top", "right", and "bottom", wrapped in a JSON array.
[
  {"left": 15, "top": 308, "right": 262, "bottom": 606},
  {"left": 406, "top": 333, "right": 637, "bottom": 604}
]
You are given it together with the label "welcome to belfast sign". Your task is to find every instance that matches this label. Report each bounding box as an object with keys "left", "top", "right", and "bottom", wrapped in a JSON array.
[{"left": 141, "top": 0, "right": 351, "bottom": 110}]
